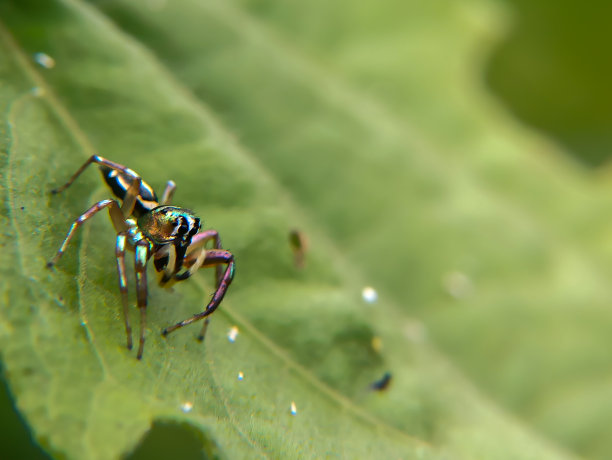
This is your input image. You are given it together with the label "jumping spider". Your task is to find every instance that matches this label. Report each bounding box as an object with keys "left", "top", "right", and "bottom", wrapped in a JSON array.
[{"left": 47, "top": 155, "right": 235, "bottom": 359}]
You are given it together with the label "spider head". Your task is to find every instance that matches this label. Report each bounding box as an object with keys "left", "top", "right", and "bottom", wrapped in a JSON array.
[{"left": 138, "top": 206, "right": 201, "bottom": 251}]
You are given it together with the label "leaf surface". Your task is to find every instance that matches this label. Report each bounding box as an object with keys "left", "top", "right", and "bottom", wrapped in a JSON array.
[{"left": 0, "top": 0, "right": 606, "bottom": 459}]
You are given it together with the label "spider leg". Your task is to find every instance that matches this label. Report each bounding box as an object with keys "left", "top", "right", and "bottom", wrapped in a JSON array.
[
  {"left": 162, "top": 249, "right": 235, "bottom": 340},
  {"left": 160, "top": 180, "right": 176, "bottom": 205},
  {"left": 185, "top": 230, "right": 224, "bottom": 285},
  {"left": 164, "top": 243, "right": 209, "bottom": 342},
  {"left": 158, "top": 230, "right": 224, "bottom": 288},
  {"left": 115, "top": 233, "right": 132, "bottom": 350},
  {"left": 199, "top": 319, "right": 211, "bottom": 342},
  {"left": 134, "top": 242, "right": 150, "bottom": 360},
  {"left": 118, "top": 171, "right": 142, "bottom": 217},
  {"left": 155, "top": 229, "right": 225, "bottom": 288},
  {"left": 47, "top": 199, "right": 128, "bottom": 267},
  {"left": 161, "top": 245, "right": 177, "bottom": 285},
  {"left": 177, "top": 245, "right": 208, "bottom": 289},
  {"left": 51, "top": 155, "right": 141, "bottom": 196}
]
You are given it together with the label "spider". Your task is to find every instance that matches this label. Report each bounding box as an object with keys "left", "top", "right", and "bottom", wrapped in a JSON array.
[{"left": 47, "top": 155, "right": 235, "bottom": 360}]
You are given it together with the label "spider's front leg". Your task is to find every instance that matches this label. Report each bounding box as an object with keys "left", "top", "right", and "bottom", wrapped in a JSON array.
[
  {"left": 156, "top": 230, "right": 224, "bottom": 288},
  {"left": 47, "top": 199, "right": 128, "bottom": 267},
  {"left": 162, "top": 249, "right": 235, "bottom": 341},
  {"left": 184, "top": 230, "right": 224, "bottom": 285},
  {"left": 134, "top": 242, "right": 151, "bottom": 360},
  {"left": 51, "top": 155, "right": 141, "bottom": 199},
  {"left": 115, "top": 233, "right": 132, "bottom": 351}
]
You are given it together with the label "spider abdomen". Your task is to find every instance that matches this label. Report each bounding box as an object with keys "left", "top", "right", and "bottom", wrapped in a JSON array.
[{"left": 99, "top": 165, "right": 158, "bottom": 217}]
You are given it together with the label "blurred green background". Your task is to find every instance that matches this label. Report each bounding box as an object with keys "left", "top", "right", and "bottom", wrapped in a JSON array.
[{"left": 487, "top": 0, "right": 612, "bottom": 168}]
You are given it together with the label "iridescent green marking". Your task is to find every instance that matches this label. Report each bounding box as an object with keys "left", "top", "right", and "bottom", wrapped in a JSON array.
[{"left": 137, "top": 206, "right": 200, "bottom": 245}]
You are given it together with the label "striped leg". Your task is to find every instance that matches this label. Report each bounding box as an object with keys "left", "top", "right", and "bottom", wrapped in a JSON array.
[
  {"left": 162, "top": 249, "right": 235, "bottom": 340},
  {"left": 115, "top": 233, "right": 132, "bottom": 350},
  {"left": 47, "top": 199, "right": 127, "bottom": 267},
  {"left": 134, "top": 243, "right": 150, "bottom": 360},
  {"left": 172, "top": 246, "right": 209, "bottom": 340},
  {"left": 184, "top": 230, "right": 224, "bottom": 285},
  {"left": 51, "top": 155, "right": 141, "bottom": 198},
  {"left": 173, "top": 231, "right": 225, "bottom": 340},
  {"left": 159, "top": 245, "right": 177, "bottom": 286},
  {"left": 160, "top": 180, "right": 176, "bottom": 205}
]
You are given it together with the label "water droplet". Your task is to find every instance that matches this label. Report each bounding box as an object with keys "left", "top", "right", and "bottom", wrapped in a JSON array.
[
  {"left": 290, "top": 401, "right": 297, "bottom": 416},
  {"left": 443, "top": 271, "right": 473, "bottom": 299},
  {"left": 237, "top": 371, "right": 244, "bottom": 381},
  {"left": 180, "top": 401, "right": 193, "bottom": 413},
  {"left": 227, "top": 326, "right": 239, "bottom": 343},
  {"left": 33, "top": 52, "right": 55, "bottom": 69},
  {"left": 362, "top": 286, "right": 378, "bottom": 303}
]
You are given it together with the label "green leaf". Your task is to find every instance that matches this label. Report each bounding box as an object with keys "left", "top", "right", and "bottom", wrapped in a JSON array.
[{"left": 0, "top": 0, "right": 605, "bottom": 459}]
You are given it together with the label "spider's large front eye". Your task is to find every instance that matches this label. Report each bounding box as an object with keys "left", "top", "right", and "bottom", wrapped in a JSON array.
[{"left": 178, "top": 221, "right": 189, "bottom": 236}]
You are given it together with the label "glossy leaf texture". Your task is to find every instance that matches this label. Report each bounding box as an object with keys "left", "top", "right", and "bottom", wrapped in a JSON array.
[{"left": 0, "top": 0, "right": 609, "bottom": 459}]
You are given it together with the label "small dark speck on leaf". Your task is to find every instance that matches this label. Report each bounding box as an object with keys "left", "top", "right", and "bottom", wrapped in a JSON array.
[
  {"left": 289, "top": 229, "right": 308, "bottom": 269},
  {"left": 21, "top": 367, "right": 35, "bottom": 377},
  {"left": 370, "top": 372, "right": 392, "bottom": 391}
]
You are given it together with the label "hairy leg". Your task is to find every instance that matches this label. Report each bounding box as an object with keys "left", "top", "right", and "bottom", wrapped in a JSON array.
[{"left": 134, "top": 243, "right": 150, "bottom": 360}]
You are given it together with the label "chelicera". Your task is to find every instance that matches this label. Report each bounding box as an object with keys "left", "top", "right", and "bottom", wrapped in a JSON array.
[{"left": 47, "top": 155, "right": 235, "bottom": 359}]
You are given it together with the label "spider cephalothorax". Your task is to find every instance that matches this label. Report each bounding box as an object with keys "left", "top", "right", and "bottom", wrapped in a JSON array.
[
  {"left": 48, "top": 155, "right": 235, "bottom": 359},
  {"left": 139, "top": 206, "right": 201, "bottom": 279}
]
